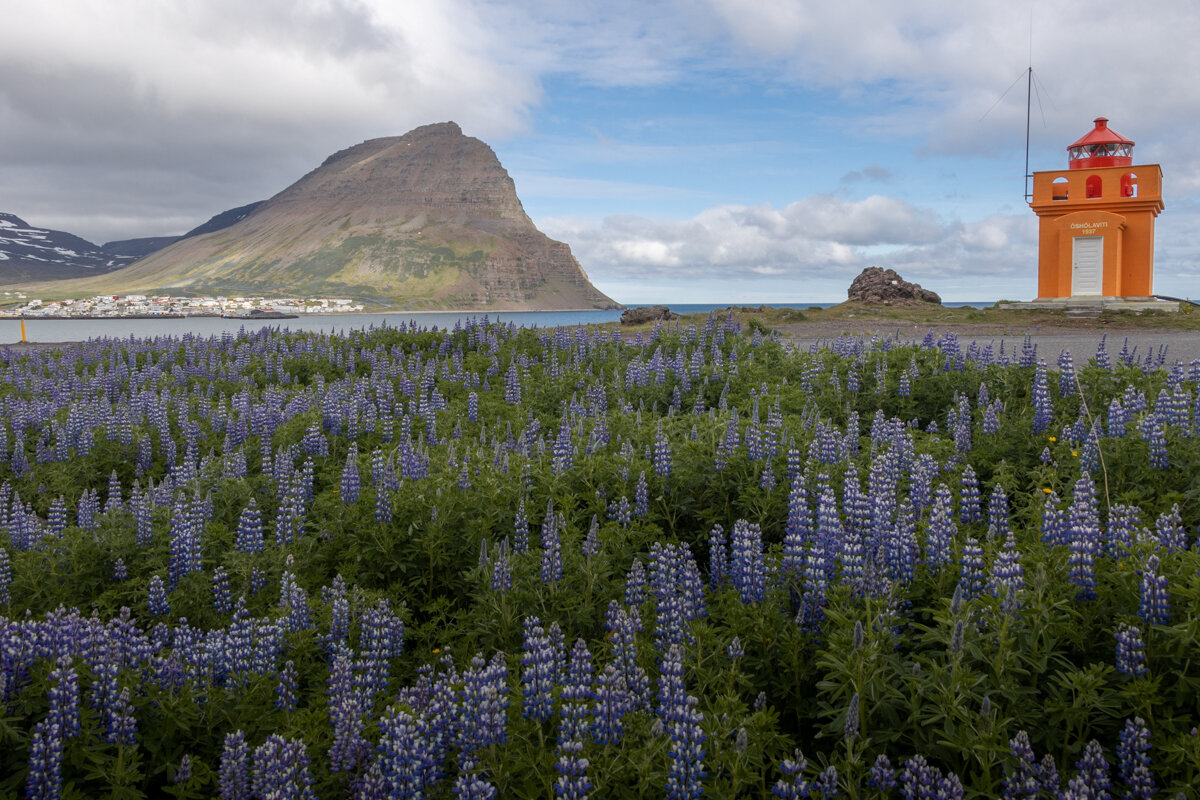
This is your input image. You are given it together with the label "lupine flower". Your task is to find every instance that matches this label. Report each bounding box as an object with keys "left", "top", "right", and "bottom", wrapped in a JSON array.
[
  {"left": 491, "top": 541, "right": 513, "bottom": 593},
  {"left": 1067, "top": 740, "right": 1112, "bottom": 800},
  {"left": 660, "top": 646, "right": 706, "bottom": 800},
  {"left": 582, "top": 514, "right": 601, "bottom": 557},
  {"left": 251, "top": 734, "right": 317, "bottom": 800},
  {"left": 1138, "top": 554, "right": 1170, "bottom": 625},
  {"left": 729, "top": 519, "right": 765, "bottom": 604},
  {"left": 869, "top": 754, "right": 897, "bottom": 792},
  {"left": 219, "top": 730, "right": 252, "bottom": 800},
  {"left": 959, "top": 466, "right": 982, "bottom": 525},
  {"left": 1116, "top": 716, "right": 1155, "bottom": 800},
  {"left": 521, "top": 617, "right": 557, "bottom": 721},
  {"left": 26, "top": 718, "right": 64, "bottom": 800},
  {"left": 958, "top": 537, "right": 985, "bottom": 601},
  {"left": 513, "top": 497, "right": 530, "bottom": 553},
  {"left": 634, "top": 471, "right": 649, "bottom": 518},
  {"left": 540, "top": 500, "right": 562, "bottom": 584},
  {"left": 1115, "top": 623, "right": 1148, "bottom": 677},
  {"left": 276, "top": 659, "right": 298, "bottom": 711},
  {"left": 772, "top": 750, "right": 811, "bottom": 799},
  {"left": 147, "top": 575, "right": 169, "bottom": 617},
  {"left": 727, "top": 636, "right": 744, "bottom": 660},
  {"left": 1031, "top": 363, "right": 1053, "bottom": 434},
  {"left": 212, "top": 566, "right": 232, "bottom": 614},
  {"left": 555, "top": 639, "right": 594, "bottom": 800}
]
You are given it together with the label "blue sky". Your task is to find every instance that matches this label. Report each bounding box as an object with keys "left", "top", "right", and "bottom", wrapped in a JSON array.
[{"left": 3, "top": 1, "right": 1200, "bottom": 303}]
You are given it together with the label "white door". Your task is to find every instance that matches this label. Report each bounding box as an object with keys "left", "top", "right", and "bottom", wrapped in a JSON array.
[{"left": 1071, "top": 236, "right": 1103, "bottom": 296}]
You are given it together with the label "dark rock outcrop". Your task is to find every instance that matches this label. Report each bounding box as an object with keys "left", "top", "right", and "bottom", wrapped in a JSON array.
[
  {"left": 847, "top": 267, "right": 941, "bottom": 306},
  {"left": 620, "top": 305, "right": 677, "bottom": 325}
]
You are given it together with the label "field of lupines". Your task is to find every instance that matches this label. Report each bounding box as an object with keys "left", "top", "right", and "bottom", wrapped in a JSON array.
[{"left": 0, "top": 313, "right": 1198, "bottom": 799}]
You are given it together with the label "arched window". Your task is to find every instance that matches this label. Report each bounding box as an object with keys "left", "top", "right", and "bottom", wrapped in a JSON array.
[
  {"left": 1121, "top": 172, "right": 1138, "bottom": 198},
  {"left": 1086, "top": 175, "right": 1103, "bottom": 199},
  {"left": 1052, "top": 177, "right": 1069, "bottom": 201}
]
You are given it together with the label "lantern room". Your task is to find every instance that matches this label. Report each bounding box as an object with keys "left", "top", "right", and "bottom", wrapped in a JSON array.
[{"left": 1030, "top": 117, "right": 1163, "bottom": 299}]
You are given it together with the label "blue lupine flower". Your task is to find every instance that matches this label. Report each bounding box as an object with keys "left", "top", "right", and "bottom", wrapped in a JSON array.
[
  {"left": 1138, "top": 555, "right": 1170, "bottom": 626},
  {"left": 340, "top": 443, "right": 360, "bottom": 503},
  {"left": 1116, "top": 716, "right": 1155, "bottom": 800},
  {"left": 276, "top": 659, "right": 298, "bottom": 712},
  {"left": 869, "top": 753, "right": 897, "bottom": 792},
  {"left": 593, "top": 663, "right": 632, "bottom": 746},
  {"left": 491, "top": 541, "right": 512, "bottom": 593},
  {"left": 251, "top": 734, "right": 317, "bottom": 800},
  {"left": 26, "top": 718, "right": 63, "bottom": 800},
  {"left": 1072, "top": 740, "right": 1111, "bottom": 799},
  {"left": 540, "top": 500, "right": 562, "bottom": 584},
  {"left": 958, "top": 537, "right": 985, "bottom": 601},
  {"left": 328, "top": 648, "right": 370, "bottom": 772},
  {"left": 660, "top": 646, "right": 706, "bottom": 800},
  {"left": 729, "top": 519, "right": 765, "bottom": 604},
  {"left": 708, "top": 524, "right": 728, "bottom": 589},
  {"left": 147, "top": 575, "right": 169, "bottom": 617},
  {"left": 513, "top": 497, "right": 530, "bottom": 553},
  {"left": 1032, "top": 362, "right": 1053, "bottom": 434},
  {"left": 634, "top": 471, "right": 649, "bottom": 518},
  {"left": 1115, "top": 623, "right": 1148, "bottom": 677},
  {"left": 959, "top": 466, "right": 982, "bottom": 525},
  {"left": 555, "top": 639, "right": 594, "bottom": 800},
  {"left": 521, "top": 617, "right": 557, "bottom": 721},
  {"left": 212, "top": 566, "right": 232, "bottom": 614},
  {"left": 772, "top": 749, "right": 811, "bottom": 799},
  {"left": 219, "top": 730, "right": 251, "bottom": 800}
]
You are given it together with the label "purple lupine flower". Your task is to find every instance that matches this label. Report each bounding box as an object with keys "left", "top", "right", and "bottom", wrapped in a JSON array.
[
  {"left": 959, "top": 465, "right": 982, "bottom": 525},
  {"left": 1072, "top": 739, "right": 1111, "bottom": 799},
  {"left": 593, "top": 663, "right": 632, "bottom": 745},
  {"left": 1154, "top": 504, "right": 1186, "bottom": 552},
  {"left": 340, "top": 443, "right": 360, "bottom": 503},
  {"left": 652, "top": 421, "right": 672, "bottom": 479},
  {"left": 812, "top": 765, "right": 838, "bottom": 797},
  {"left": 1038, "top": 754, "right": 1060, "bottom": 796},
  {"left": 624, "top": 560, "right": 647, "bottom": 606},
  {"left": 772, "top": 749, "right": 811, "bottom": 799},
  {"left": 1116, "top": 716, "right": 1154, "bottom": 800},
  {"left": 1041, "top": 490, "right": 1066, "bottom": 546},
  {"left": 147, "top": 574, "right": 169, "bottom": 617},
  {"left": 1032, "top": 362, "right": 1053, "bottom": 434},
  {"left": 459, "top": 652, "right": 509, "bottom": 754},
  {"left": 1138, "top": 554, "right": 1170, "bottom": 626},
  {"left": 727, "top": 636, "right": 744, "bottom": 660},
  {"left": 1, "top": 547, "right": 15, "bottom": 605},
  {"left": 989, "top": 530, "right": 1024, "bottom": 605},
  {"left": 212, "top": 566, "right": 233, "bottom": 614},
  {"left": 540, "top": 500, "right": 562, "bottom": 584},
  {"left": 379, "top": 705, "right": 436, "bottom": 796},
  {"left": 491, "top": 540, "right": 512, "bottom": 593},
  {"left": 174, "top": 755, "right": 193, "bottom": 785},
  {"left": 605, "top": 601, "right": 650, "bottom": 710},
  {"left": 521, "top": 617, "right": 557, "bottom": 721},
  {"left": 251, "top": 734, "right": 317, "bottom": 800},
  {"left": 660, "top": 645, "right": 706, "bottom": 800},
  {"left": 869, "top": 753, "right": 897, "bottom": 792},
  {"left": 513, "top": 497, "right": 530, "bottom": 553},
  {"left": 1002, "top": 730, "right": 1039, "bottom": 800},
  {"left": 276, "top": 659, "right": 298, "bottom": 712},
  {"left": 1067, "top": 474, "right": 1101, "bottom": 600},
  {"left": 26, "top": 717, "right": 63, "bottom": 800},
  {"left": 328, "top": 648, "right": 370, "bottom": 773},
  {"left": 219, "top": 730, "right": 251, "bottom": 800},
  {"left": 582, "top": 514, "right": 601, "bottom": 557},
  {"left": 555, "top": 639, "right": 594, "bottom": 800},
  {"left": 634, "top": 471, "right": 649, "bottom": 518},
  {"left": 924, "top": 485, "right": 956, "bottom": 569},
  {"left": 958, "top": 537, "right": 985, "bottom": 601},
  {"left": 729, "top": 519, "right": 765, "bottom": 604},
  {"left": 1115, "top": 623, "right": 1148, "bottom": 677}
]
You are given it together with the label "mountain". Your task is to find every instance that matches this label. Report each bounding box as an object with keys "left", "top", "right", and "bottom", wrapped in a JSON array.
[
  {"left": 17, "top": 123, "right": 620, "bottom": 309},
  {"left": 1, "top": 202, "right": 269, "bottom": 283},
  {"left": 97, "top": 202, "right": 268, "bottom": 261},
  {"left": 0, "top": 213, "right": 137, "bottom": 283}
]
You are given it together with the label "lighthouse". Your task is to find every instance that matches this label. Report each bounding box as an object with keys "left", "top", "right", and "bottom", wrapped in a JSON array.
[{"left": 1029, "top": 117, "right": 1163, "bottom": 300}]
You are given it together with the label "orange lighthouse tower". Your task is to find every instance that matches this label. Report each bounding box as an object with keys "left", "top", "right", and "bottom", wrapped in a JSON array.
[{"left": 1029, "top": 117, "right": 1163, "bottom": 299}]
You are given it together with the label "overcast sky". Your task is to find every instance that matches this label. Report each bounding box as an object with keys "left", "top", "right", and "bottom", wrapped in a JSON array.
[{"left": 3, "top": 1, "right": 1199, "bottom": 303}]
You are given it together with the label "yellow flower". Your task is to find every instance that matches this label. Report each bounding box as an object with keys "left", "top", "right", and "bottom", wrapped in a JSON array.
[
  {"left": 432, "top": 648, "right": 441, "bottom": 654},
  {"left": 1049, "top": 436, "right": 1057, "bottom": 442},
  {"left": 1042, "top": 488, "right": 1052, "bottom": 494},
  {"left": 1071, "top": 450, "right": 1078, "bottom": 457}
]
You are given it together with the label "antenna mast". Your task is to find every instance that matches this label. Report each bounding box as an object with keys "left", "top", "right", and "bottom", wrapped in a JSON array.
[{"left": 1024, "top": 66, "right": 1032, "bottom": 203}]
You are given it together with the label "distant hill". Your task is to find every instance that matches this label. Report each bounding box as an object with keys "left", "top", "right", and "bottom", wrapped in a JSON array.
[
  {"left": 1, "top": 203, "right": 267, "bottom": 285},
  {"left": 0, "top": 213, "right": 137, "bottom": 283},
  {"left": 16, "top": 123, "right": 620, "bottom": 310}
]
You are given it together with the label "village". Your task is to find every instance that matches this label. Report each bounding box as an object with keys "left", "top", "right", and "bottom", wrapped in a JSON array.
[{"left": 0, "top": 292, "right": 364, "bottom": 318}]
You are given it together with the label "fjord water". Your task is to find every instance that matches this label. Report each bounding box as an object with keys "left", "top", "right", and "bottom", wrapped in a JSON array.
[{"left": 0, "top": 302, "right": 991, "bottom": 344}]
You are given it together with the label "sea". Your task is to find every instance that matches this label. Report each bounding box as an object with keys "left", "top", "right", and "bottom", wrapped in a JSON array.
[{"left": 0, "top": 302, "right": 992, "bottom": 344}]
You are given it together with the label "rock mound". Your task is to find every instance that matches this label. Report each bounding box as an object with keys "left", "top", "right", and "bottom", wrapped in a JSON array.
[
  {"left": 620, "top": 305, "right": 678, "bottom": 325},
  {"left": 847, "top": 267, "right": 941, "bottom": 306}
]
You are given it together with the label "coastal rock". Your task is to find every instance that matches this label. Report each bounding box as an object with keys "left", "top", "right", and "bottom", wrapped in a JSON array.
[
  {"left": 847, "top": 267, "right": 941, "bottom": 306},
  {"left": 620, "top": 305, "right": 677, "bottom": 325}
]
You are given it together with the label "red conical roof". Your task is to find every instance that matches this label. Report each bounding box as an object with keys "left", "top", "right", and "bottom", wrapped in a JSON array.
[
  {"left": 1067, "top": 117, "right": 1134, "bottom": 169},
  {"left": 1068, "top": 117, "right": 1134, "bottom": 149}
]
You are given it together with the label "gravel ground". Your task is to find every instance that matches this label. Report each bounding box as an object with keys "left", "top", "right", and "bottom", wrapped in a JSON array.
[{"left": 774, "top": 321, "right": 1200, "bottom": 366}]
